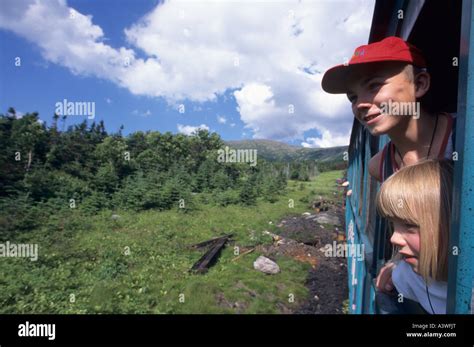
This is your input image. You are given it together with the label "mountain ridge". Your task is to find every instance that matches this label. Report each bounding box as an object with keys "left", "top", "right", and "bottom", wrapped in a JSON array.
[{"left": 224, "top": 139, "right": 348, "bottom": 162}]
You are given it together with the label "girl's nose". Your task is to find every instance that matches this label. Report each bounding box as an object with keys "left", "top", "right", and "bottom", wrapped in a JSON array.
[{"left": 390, "top": 231, "right": 406, "bottom": 247}]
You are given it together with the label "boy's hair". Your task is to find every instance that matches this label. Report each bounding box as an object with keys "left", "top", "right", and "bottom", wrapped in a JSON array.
[
  {"left": 403, "top": 64, "right": 428, "bottom": 83},
  {"left": 402, "top": 64, "right": 436, "bottom": 113},
  {"left": 376, "top": 159, "right": 453, "bottom": 282}
]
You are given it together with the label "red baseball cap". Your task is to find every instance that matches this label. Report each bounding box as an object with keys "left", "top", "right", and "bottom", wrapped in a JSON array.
[{"left": 321, "top": 36, "right": 427, "bottom": 94}]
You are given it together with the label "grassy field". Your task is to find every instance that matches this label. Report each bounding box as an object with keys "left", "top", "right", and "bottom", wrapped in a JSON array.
[{"left": 0, "top": 170, "right": 344, "bottom": 314}]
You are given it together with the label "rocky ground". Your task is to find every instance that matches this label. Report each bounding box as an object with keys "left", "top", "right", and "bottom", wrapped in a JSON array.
[{"left": 257, "top": 201, "right": 348, "bottom": 314}]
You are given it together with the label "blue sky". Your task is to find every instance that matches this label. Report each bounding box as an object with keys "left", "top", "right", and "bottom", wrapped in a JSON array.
[{"left": 0, "top": 0, "right": 374, "bottom": 147}]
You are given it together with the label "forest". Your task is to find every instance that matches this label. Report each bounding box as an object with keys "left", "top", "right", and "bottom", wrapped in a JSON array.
[{"left": 0, "top": 107, "right": 341, "bottom": 238}]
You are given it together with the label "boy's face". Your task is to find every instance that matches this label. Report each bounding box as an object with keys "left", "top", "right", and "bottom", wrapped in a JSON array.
[
  {"left": 346, "top": 62, "right": 416, "bottom": 136},
  {"left": 390, "top": 219, "right": 421, "bottom": 273}
]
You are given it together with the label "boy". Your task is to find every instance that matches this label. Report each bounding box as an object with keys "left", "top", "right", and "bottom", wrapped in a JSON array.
[{"left": 322, "top": 36, "right": 454, "bottom": 182}]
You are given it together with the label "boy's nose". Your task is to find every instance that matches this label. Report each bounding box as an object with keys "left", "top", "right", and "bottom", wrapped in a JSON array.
[
  {"left": 356, "top": 98, "right": 373, "bottom": 110},
  {"left": 390, "top": 231, "right": 406, "bottom": 247},
  {"left": 354, "top": 102, "right": 372, "bottom": 121}
]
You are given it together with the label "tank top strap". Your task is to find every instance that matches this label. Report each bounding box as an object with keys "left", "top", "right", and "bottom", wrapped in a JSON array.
[
  {"left": 438, "top": 112, "right": 454, "bottom": 159},
  {"left": 380, "top": 141, "right": 395, "bottom": 182}
]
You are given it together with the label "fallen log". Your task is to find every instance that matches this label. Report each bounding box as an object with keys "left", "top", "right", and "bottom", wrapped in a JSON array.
[
  {"left": 190, "top": 235, "right": 232, "bottom": 274},
  {"left": 187, "top": 233, "right": 233, "bottom": 250}
]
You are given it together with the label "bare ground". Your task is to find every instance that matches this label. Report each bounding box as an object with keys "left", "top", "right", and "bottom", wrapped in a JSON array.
[{"left": 258, "top": 202, "right": 348, "bottom": 314}]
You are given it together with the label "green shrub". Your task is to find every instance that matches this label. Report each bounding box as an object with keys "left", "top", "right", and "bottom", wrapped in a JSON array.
[
  {"left": 299, "top": 195, "right": 309, "bottom": 203},
  {"left": 239, "top": 180, "right": 257, "bottom": 206},
  {"left": 0, "top": 197, "right": 45, "bottom": 237},
  {"left": 213, "top": 189, "right": 240, "bottom": 207},
  {"left": 81, "top": 191, "right": 111, "bottom": 213}
]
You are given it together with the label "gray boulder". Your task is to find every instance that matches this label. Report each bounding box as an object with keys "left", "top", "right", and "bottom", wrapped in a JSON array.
[{"left": 253, "top": 256, "right": 280, "bottom": 274}]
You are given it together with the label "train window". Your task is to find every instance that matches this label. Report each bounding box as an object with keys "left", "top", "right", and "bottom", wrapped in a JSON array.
[{"left": 408, "top": 1, "right": 461, "bottom": 114}]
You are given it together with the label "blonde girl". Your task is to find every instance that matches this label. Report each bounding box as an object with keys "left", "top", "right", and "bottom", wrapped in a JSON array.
[{"left": 376, "top": 159, "right": 453, "bottom": 314}]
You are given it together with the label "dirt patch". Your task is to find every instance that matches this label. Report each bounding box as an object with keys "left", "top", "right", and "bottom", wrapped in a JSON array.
[
  {"left": 263, "top": 203, "right": 348, "bottom": 314},
  {"left": 277, "top": 210, "right": 343, "bottom": 246},
  {"left": 296, "top": 257, "right": 348, "bottom": 314},
  {"left": 256, "top": 236, "right": 319, "bottom": 269},
  {"left": 235, "top": 280, "right": 257, "bottom": 298},
  {"left": 216, "top": 292, "right": 249, "bottom": 313}
]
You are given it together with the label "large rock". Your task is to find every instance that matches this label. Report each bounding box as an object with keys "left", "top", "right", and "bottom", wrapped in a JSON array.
[
  {"left": 253, "top": 256, "right": 280, "bottom": 274},
  {"left": 314, "top": 212, "right": 341, "bottom": 226}
]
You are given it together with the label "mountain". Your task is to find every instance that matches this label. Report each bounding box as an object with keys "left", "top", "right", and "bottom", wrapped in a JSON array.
[{"left": 224, "top": 139, "right": 347, "bottom": 162}]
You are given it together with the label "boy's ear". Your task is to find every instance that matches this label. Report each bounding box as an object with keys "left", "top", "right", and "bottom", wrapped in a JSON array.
[{"left": 414, "top": 71, "right": 430, "bottom": 98}]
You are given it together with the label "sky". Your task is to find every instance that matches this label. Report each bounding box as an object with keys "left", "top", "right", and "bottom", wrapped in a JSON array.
[{"left": 0, "top": 0, "right": 375, "bottom": 147}]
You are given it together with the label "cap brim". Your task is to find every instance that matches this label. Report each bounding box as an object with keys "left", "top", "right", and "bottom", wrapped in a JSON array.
[
  {"left": 321, "top": 64, "right": 353, "bottom": 94},
  {"left": 322, "top": 59, "right": 417, "bottom": 94}
]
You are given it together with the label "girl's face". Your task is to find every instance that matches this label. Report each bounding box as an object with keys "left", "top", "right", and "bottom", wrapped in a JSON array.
[{"left": 390, "top": 219, "right": 421, "bottom": 273}]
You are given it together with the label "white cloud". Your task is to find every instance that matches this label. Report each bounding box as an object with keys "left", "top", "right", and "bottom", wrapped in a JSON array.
[
  {"left": 217, "top": 115, "right": 227, "bottom": 124},
  {"left": 177, "top": 123, "right": 209, "bottom": 136},
  {"left": 105, "top": 98, "right": 112, "bottom": 104},
  {"left": 302, "top": 129, "right": 351, "bottom": 148},
  {"left": 0, "top": 0, "right": 374, "bottom": 147},
  {"left": 0, "top": 0, "right": 135, "bottom": 82},
  {"left": 124, "top": 0, "right": 374, "bottom": 145},
  {"left": 10, "top": 110, "right": 24, "bottom": 119}
]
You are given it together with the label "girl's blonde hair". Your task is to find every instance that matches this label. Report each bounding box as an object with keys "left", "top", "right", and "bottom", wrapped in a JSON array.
[{"left": 376, "top": 159, "right": 453, "bottom": 282}]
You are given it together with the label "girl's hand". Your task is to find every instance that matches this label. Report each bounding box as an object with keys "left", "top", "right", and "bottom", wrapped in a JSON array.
[
  {"left": 375, "top": 262, "right": 396, "bottom": 293},
  {"left": 341, "top": 181, "right": 352, "bottom": 196}
]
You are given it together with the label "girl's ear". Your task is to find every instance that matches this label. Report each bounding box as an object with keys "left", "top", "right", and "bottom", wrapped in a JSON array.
[{"left": 414, "top": 71, "right": 431, "bottom": 98}]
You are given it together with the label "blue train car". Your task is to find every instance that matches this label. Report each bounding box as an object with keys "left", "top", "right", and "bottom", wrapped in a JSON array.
[{"left": 346, "top": 0, "right": 474, "bottom": 314}]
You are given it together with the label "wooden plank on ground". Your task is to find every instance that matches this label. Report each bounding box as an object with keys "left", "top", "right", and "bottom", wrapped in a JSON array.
[
  {"left": 187, "top": 233, "right": 233, "bottom": 250},
  {"left": 190, "top": 236, "right": 230, "bottom": 274}
]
